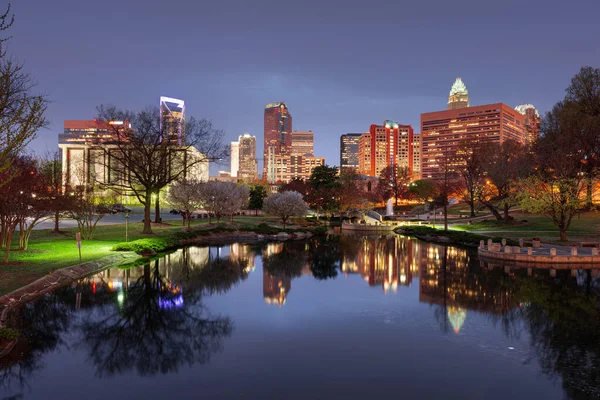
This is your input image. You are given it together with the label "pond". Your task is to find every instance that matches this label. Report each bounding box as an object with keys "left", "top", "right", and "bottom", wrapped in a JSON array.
[{"left": 1, "top": 234, "right": 599, "bottom": 400}]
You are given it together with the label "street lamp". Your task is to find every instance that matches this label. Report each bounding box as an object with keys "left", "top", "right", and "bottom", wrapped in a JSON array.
[{"left": 125, "top": 210, "right": 130, "bottom": 242}]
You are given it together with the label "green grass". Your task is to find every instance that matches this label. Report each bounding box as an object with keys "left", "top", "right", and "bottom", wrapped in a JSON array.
[
  {"left": 453, "top": 211, "right": 600, "bottom": 242},
  {"left": 0, "top": 214, "right": 314, "bottom": 296}
]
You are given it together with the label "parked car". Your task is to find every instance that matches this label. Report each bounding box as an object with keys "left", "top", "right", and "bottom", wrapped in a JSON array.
[
  {"left": 169, "top": 209, "right": 182, "bottom": 215},
  {"left": 96, "top": 204, "right": 117, "bottom": 214},
  {"left": 111, "top": 204, "right": 132, "bottom": 213}
]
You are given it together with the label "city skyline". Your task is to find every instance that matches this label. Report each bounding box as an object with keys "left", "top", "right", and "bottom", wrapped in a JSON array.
[{"left": 11, "top": 0, "right": 600, "bottom": 174}]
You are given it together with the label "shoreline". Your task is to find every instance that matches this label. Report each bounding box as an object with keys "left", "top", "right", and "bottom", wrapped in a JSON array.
[{"left": 0, "top": 228, "right": 318, "bottom": 325}]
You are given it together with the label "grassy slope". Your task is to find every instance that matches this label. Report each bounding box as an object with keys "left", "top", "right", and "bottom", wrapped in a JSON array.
[
  {"left": 453, "top": 211, "right": 600, "bottom": 241},
  {"left": 0, "top": 215, "right": 282, "bottom": 296}
]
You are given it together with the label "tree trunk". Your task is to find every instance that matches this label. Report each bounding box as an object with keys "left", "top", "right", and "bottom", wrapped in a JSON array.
[
  {"left": 54, "top": 210, "right": 60, "bottom": 233},
  {"left": 481, "top": 201, "right": 502, "bottom": 221},
  {"left": 503, "top": 203, "right": 510, "bottom": 223},
  {"left": 187, "top": 216, "right": 191, "bottom": 229},
  {"left": 4, "top": 230, "right": 12, "bottom": 263},
  {"left": 154, "top": 194, "right": 161, "bottom": 223},
  {"left": 469, "top": 201, "right": 475, "bottom": 217},
  {"left": 560, "top": 229, "right": 567, "bottom": 241},
  {"left": 443, "top": 201, "right": 448, "bottom": 231},
  {"left": 142, "top": 191, "right": 152, "bottom": 234}
]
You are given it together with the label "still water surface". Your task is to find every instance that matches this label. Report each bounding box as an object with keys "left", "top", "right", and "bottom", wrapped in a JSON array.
[{"left": 1, "top": 234, "right": 599, "bottom": 400}]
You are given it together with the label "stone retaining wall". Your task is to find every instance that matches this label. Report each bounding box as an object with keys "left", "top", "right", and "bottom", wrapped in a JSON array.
[{"left": 478, "top": 245, "right": 600, "bottom": 264}]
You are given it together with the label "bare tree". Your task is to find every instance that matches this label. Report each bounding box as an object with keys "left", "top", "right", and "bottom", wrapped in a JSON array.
[
  {"left": 456, "top": 142, "right": 484, "bottom": 217},
  {"left": 166, "top": 179, "right": 203, "bottom": 228},
  {"left": 377, "top": 165, "right": 411, "bottom": 207},
  {"left": 263, "top": 191, "right": 309, "bottom": 229},
  {"left": 96, "top": 105, "right": 227, "bottom": 234},
  {"left": 479, "top": 140, "right": 531, "bottom": 222},
  {"left": 40, "top": 150, "right": 68, "bottom": 233},
  {"left": 64, "top": 171, "right": 112, "bottom": 240},
  {"left": 0, "top": 5, "right": 48, "bottom": 186}
]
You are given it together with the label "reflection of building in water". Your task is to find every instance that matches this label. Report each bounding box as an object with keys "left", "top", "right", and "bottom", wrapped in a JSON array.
[
  {"left": 342, "top": 235, "right": 414, "bottom": 292},
  {"left": 418, "top": 245, "right": 514, "bottom": 333},
  {"left": 230, "top": 243, "right": 255, "bottom": 272},
  {"left": 263, "top": 271, "right": 291, "bottom": 307}
]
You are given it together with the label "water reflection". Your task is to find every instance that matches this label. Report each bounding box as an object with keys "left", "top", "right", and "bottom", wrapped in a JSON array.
[{"left": 0, "top": 236, "right": 599, "bottom": 400}]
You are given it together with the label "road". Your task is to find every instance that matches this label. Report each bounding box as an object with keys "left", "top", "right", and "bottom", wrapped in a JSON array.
[{"left": 33, "top": 206, "right": 185, "bottom": 230}]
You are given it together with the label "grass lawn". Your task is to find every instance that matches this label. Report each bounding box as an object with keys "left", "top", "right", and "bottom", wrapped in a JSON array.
[
  {"left": 453, "top": 210, "right": 600, "bottom": 242},
  {"left": 0, "top": 214, "right": 284, "bottom": 296}
]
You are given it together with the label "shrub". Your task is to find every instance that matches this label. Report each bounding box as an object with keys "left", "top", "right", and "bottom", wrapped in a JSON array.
[
  {"left": 0, "top": 327, "right": 19, "bottom": 341},
  {"left": 312, "top": 225, "right": 329, "bottom": 236},
  {"left": 112, "top": 237, "right": 175, "bottom": 254}
]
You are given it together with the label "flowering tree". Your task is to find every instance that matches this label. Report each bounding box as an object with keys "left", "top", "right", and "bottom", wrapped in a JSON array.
[
  {"left": 166, "top": 180, "right": 203, "bottom": 228},
  {"left": 197, "top": 181, "right": 249, "bottom": 224},
  {"left": 263, "top": 191, "right": 309, "bottom": 229}
]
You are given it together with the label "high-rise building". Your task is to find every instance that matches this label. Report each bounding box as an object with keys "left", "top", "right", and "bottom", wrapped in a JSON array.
[
  {"left": 412, "top": 134, "right": 421, "bottom": 179},
  {"left": 230, "top": 141, "right": 240, "bottom": 178},
  {"left": 448, "top": 78, "right": 469, "bottom": 110},
  {"left": 357, "top": 121, "right": 414, "bottom": 177},
  {"left": 238, "top": 133, "right": 258, "bottom": 180},
  {"left": 160, "top": 96, "right": 185, "bottom": 145},
  {"left": 515, "top": 104, "right": 541, "bottom": 144},
  {"left": 421, "top": 103, "right": 526, "bottom": 180},
  {"left": 263, "top": 102, "right": 292, "bottom": 177},
  {"left": 340, "top": 133, "right": 361, "bottom": 170},
  {"left": 290, "top": 131, "right": 314, "bottom": 156},
  {"left": 266, "top": 153, "right": 325, "bottom": 184}
]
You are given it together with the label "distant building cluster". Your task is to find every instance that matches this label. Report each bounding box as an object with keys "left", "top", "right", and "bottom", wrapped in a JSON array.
[{"left": 339, "top": 77, "right": 540, "bottom": 182}]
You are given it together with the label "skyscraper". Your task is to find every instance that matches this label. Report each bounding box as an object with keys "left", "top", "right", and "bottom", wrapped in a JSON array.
[
  {"left": 160, "top": 96, "right": 185, "bottom": 145},
  {"left": 515, "top": 104, "right": 541, "bottom": 144},
  {"left": 448, "top": 78, "right": 469, "bottom": 110},
  {"left": 230, "top": 141, "right": 240, "bottom": 178},
  {"left": 421, "top": 103, "right": 526, "bottom": 180},
  {"left": 263, "top": 102, "right": 292, "bottom": 177},
  {"left": 357, "top": 121, "right": 414, "bottom": 177},
  {"left": 238, "top": 133, "right": 258, "bottom": 180},
  {"left": 290, "top": 131, "right": 314, "bottom": 156},
  {"left": 412, "top": 134, "right": 421, "bottom": 180},
  {"left": 340, "top": 133, "right": 361, "bottom": 170}
]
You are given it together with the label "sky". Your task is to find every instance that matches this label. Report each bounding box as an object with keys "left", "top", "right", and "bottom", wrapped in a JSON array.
[{"left": 9, "top": 0, "right": 600, "bottom": 174}]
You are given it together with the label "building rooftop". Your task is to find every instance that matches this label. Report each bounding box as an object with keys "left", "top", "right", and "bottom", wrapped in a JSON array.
[
  {"left": 515, "top": 104, "right": 540, "bottom": 117},
  {"left": 449, "top": 77, "right": 468, "bottom": 96}
]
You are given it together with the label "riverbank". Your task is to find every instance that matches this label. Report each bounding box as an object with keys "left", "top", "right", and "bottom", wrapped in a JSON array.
[
  {"left": 394, "top": 226, "right": 519, "bottom": 248},
  {"left": 0, "top": 215, "right": 319, "bottom": 296}
]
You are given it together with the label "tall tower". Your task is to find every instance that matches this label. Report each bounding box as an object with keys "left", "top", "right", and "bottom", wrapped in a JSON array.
[
  {"left": 263, "top": 102, "right": 292, "bottom": 177},
  {"left": 238, "top": 133, "right": 258, "bottom": 180},
  {"left": 515, "top": 104, "right": 541, "bottom": 144},
  {"left": 447, "top": 78, "right": 469, "bottom": 110},
  {"left": 357, "top": 121, "right": 413, "bottom": 177},
  {"left": 159, "top": 96, "right": 185, "bottom": 145},
  {"left": 340, "top": 133, "right": 361, "bottom": 170}
]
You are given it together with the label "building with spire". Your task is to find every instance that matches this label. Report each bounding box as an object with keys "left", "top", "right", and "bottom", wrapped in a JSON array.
[
  {"left": 515, "top": 104, "right": 541, "bottom": 144},
  {"left": 448, "top": 77, "right": 470, "bottom": 110}
]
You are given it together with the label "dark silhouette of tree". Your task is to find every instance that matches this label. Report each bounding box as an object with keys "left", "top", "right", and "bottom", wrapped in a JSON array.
[
  {"left": 78, "top": 260, "right": 233, "bottom": 377},
  {"left": 456, "top": 142, "right": 484, "bottom": 217},
  {"left": 377, "top": 164, "right": 411, "bottom": 206},
  {"left": 308, "top": 236, "right": 340, "bottom": 280}
]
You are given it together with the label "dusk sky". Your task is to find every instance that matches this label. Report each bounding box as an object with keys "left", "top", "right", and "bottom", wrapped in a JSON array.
[{"left": 10, "top": 0, "right": 600, "bottom": 173}]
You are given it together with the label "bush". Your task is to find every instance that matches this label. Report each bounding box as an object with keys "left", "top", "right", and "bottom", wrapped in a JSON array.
[
  {"left": 312, "top": 225, "right": 329, "bottom": 236},
  {"left": 0, "top": 327, "right": 19, "bottom": 341},
  {"left": 396, "top": 226, "right": 518, "bottom": 247},
  {"left": 112, "top": 237, "right": 175, "bottom": 254}
]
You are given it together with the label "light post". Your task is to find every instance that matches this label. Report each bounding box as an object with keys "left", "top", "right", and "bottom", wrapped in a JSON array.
[{"left": 125, "top": 210, "right": 130, "bottom": 242}]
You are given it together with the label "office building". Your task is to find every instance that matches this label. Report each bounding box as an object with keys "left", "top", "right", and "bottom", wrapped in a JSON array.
[
  {"left": 59, "top": 118, "right": 208, "bottom": 191},
  {"left": 266, "top": 153, "right": 325, "bottom": 184},
  {"left": 237, "top": 133, "right": 258, "bottom": 180},
  {"left": 357, "top": 120, "right": 414, "bottom": 177},
  {"left": 340, "top": 133, "right": 361, "bottom": 170},
  {"left": 421, "top": 103, "right": 526, "bottom": 180},
  {"left": 515, "top": 104, "right": 541, "bottom": 144},
  {"left": 263, "top": 102, "right": 292, "bottom": 177},
  {"left": 160, "top": 96, "right": 185, "bottom": 145},
  {"left": 412, "top": 134, "right": 421, "bottom": 179},
  {"left": 291, "top": 131, "right": 314, "bottom": 156},
  {"left": 230, "top": 141, "right": 239, "bottom": 178},
  {"left": 448, "top": 77, "right": 469, "bottom": 110}
]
